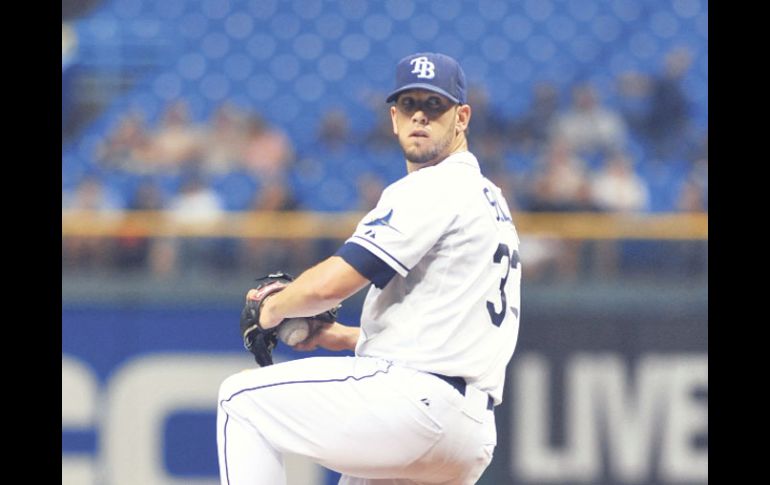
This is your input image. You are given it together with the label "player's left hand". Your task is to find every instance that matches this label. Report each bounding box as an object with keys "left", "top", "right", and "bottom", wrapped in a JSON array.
[
  {"left": 240, "top": 272, "right": 342, "bottom": 365},
  {"left": 240, "top": 272, "right": 295, "bottom": 366}
]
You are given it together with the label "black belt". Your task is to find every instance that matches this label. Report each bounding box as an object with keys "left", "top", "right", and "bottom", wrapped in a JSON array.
[{"left": 430, "top": 373, "right": 494, "bottom": 410}]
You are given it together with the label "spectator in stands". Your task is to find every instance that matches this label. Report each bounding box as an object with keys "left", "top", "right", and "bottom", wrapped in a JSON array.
[
  {"left": 673, "top": 135, "right": 708, "bottom": 278},
  {"left": 201, "top": 102, "right": 249, "bottom": 176},
  {"left": 550, "top": 82, "right": 627, "bottom": 158},
  {"left": 316, "top": 108, "right": 354, "bottom": 154},
  {"left": 150, "top": 172, "right": 225, "bottom": 276},
  {"left": 687, "top": 129, "right": 708, "bottom": 167},
  {"left": 252, "top": 179, "right": 299, "bottom": 212},
  {"left": 466, "top": 84, "right": 509, "bottom": 175},
  {"left": 525, "top": 137, "right": 594, "bottom": 282},
  {"left": 679, "top": 128, "right": 708, "bottom": 211},
  {"left": 590, "top": 152, "right": 650, "bottom": 213},
  {"left": 676, "top": 177, "right": 706, "bottom": 213},
  {"left": 677, "top": 149, "right": 708, "bottom": 213},
  {"left": 365, "top": 102, "right": 397, "bottom": 152},
  {"left": 62, "top": 174, "right": 124, "bottom": 269},
  {"left": 168, "top": 172, "right": 225, "bottom": 224},
  {"left": 654, "top": 46, "right": 695, "bottom": 149},
  {"left": 241, "top": 113, "right": 294, "bottom": 182},
  {"left": 588, "top": 152, "right": 650, "bottom": 278},
  {"left": 294, "top": 108, "right": 362, "bottom": 210},
  {"left": 114, "top": 177, "right": 167, "bottom": 271},
  {"left": 668, "top": 127, "right": 708, "bottom": 212},
  {"left": 95, "top": 109, "right": 154, "bottom": 172},
  {"left": 240, "top": 179, "right": 315, "bottom": 277},
  {"left": 62, "top": 22, "right": 79, "bottom": 136},
  {"left": 144, "top": 99, "right": 205, "bottom": 173},
  {"left": 617, "top": 46, "right": 694, "bottom": 160},
  {"left": 688, "top": 132, "right": 708, "bottom": 210},
  {"left": 62, "top": 173, "right": 124, "bottom": 214},
  {"left": 61, "top": 22, "right": 78, "bottom": 70},
  {"left": 510, "top": 81, "right": 560, "bottom": 153},
  {"left": 527, "top": 136, "right": 594, "bottom": 212}
]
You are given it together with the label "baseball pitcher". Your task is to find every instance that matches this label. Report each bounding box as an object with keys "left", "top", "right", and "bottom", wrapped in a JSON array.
[{"left": 218, "top": 52, "right": 522, "bottom": 485}]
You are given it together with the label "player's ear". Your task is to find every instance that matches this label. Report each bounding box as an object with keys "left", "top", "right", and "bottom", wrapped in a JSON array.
[
  {"left": 390, "top": 105, "right": 399, "bottom": 135},
  {"left": 456, "top": 104, "right": 471, "bottom": 134}
]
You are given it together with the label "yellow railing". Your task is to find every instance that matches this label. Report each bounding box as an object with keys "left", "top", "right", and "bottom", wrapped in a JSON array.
[
  {"left": 512, "top": 212, "right": 708, "bottom": 240},
  {"left": 61, "top": 210, "right": 708, "bottom": 240}
]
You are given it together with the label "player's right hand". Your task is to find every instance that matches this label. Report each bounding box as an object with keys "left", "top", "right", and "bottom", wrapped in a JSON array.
[{"left": 292, "top": 322, "right": 359, "bottom": 352}]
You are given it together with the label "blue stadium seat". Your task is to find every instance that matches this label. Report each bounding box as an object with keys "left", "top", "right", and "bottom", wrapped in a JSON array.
[{"left": 64, "top": 0, "right": 708, "bottom": 213}]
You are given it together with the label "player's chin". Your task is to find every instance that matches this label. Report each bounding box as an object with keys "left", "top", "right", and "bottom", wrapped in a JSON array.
[{"left": 404, "top": 145, "right": 439, "bottom": 164}]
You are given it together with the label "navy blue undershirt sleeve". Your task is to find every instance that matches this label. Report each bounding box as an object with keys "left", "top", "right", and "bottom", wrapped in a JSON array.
[{"left": 335, "top": 242, "right": 396, "bottom": 289}]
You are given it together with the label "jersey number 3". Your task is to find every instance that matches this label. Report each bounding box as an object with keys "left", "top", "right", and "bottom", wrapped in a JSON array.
[{"left": 486, "top": 243, "right": 520, "bottom": 327}]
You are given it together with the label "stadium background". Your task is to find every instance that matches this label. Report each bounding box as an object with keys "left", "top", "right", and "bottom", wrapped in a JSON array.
[{"left": 61, "top": 0, "right": 707, "bottom": 484}]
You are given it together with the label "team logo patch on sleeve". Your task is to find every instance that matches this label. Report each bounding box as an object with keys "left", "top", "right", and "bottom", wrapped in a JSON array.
[{"left": 363, "top": 208, "right": 403, "bottom": 234}]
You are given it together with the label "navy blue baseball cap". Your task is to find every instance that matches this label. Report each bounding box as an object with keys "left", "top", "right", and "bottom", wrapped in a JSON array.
[{"left": 386, "top": 52, "right": 467, "bottom": 105}]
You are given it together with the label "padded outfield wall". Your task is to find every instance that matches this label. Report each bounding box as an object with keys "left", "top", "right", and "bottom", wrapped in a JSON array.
[{"left": 62, "top": 277, "right": 707, "bottom": 485}]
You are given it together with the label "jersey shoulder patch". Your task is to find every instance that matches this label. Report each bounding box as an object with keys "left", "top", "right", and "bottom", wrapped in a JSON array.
[{"left": 363, "top": 208, "right": 403, "bottom": 234}]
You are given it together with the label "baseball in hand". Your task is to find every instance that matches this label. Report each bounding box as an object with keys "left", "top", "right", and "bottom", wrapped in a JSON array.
[{"left": 276, "top": 318, "right": 311, "bottom": 346}]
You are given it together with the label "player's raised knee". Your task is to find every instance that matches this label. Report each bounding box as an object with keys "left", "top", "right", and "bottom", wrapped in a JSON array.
[{"left": 217, "top": 370, "right": 251, "bottom": 404}]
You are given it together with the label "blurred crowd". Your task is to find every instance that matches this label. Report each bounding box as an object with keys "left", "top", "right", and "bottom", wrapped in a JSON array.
[{"left": 62, "top": 46, "right": 708, "bottom": 282}]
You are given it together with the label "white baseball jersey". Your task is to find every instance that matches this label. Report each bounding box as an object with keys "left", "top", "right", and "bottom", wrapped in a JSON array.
[
  {"left": 338, "top": 150, "right": 521, "bottom": 405},
  {"left": 217, "top": 150, "right": 515, "bottom": 484}
]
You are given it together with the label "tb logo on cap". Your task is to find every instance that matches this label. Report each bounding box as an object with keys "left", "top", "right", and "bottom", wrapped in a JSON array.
[{"left": 410, "top": 56, "right": 435, "bottom": 79}]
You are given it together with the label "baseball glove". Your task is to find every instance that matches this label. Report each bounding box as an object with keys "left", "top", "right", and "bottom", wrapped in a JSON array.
[{"left": 240, "top": 272, "right": 340, "bottom": 366}]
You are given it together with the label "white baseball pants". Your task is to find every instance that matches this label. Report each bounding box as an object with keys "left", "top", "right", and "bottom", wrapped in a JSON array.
[{"left": 217, "top": 356, "right": 496, "bottom": 485}]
